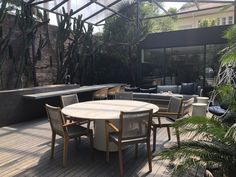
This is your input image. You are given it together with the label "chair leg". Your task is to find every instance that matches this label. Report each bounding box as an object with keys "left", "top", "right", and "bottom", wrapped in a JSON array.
[
  {"left": 74, "top": 137, "right": 79, "bottom": 148},
  {"left": 89, "top": 131, "right": 94, "bottom": 157},
  {"left": 147, "top": 140, "right": 152, "bottom": 172},
  {"left": 167, "top": 126, "right": 171, "bottom": 140},
  {"left": 78, "top": 137, "right": 81, "bottom": 144},
  {"left": 63, "top": 137, "right": 69, "bottom": 167},
  {"left": 50, "top": 132, "right": 56, "bottom": 159},
  {"left": 135, "top": 143, "right": 138, "bottom": 158},
  {"left": 106, "top": 131, "right": 110, "bottom": 162},
  {"left": 175, "top": 128, "right": 180, "bottom": 147},
  {"left": 152, "top": 126, "right": 157, "bottom": 152},
  {"left": 118, "top": 145, "right": 124, "bottom": 177}
]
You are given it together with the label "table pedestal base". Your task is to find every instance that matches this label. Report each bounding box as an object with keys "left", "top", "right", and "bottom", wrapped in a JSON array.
[{"left": 94, "top": 119, "right": 118, "bottom": 152}]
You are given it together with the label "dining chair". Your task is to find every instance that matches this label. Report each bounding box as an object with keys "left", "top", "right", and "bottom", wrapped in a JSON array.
[
  {"left": 61, "top": 94, "right": 79, "bottom": 107},
  {"left": 61, "top": 94, "right": 89, "bottom": 125},
  {"left": 152, "top": 97, "right": 183, "bottom": 151},
  {"left": 108, "top": 86, "right": 121, "bottom": 99},
  {"left": 181, "top": 97, "right": 194, "bottom": 117},
  {"left": 105, "top": 109, "right": 153, "bottom": 177},
  {"left": 45, "top": 104, "right": 93, "bottom": 167},
  {"left": 92, "top": 88, "right": 108, "bottom": 100},
  {"left": 115, "top": 92, "right": 133, "bottom": 100}
]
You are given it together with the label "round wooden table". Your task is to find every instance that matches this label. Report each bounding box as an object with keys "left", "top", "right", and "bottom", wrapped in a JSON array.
[{"left": 61, "top": 100, "right": 159, "bottom": 151}]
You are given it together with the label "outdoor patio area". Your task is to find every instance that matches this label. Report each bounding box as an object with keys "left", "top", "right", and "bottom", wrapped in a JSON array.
[
  {"left": 0, "top": 118, "right": 195, "bottom": 177},
  {"left": 1, "top": 0, "right": 236, "bottom": 177}
]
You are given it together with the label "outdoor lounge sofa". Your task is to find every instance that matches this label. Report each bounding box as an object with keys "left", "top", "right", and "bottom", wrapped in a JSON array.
[
  {"left": 125, "top": 83, "right": 202, "bottom": 109},
  {"left": 125, "top": 83, "right": 202, "bottom": 96}
]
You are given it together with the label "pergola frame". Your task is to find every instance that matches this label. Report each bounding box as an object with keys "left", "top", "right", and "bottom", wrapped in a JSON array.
[{"left": 23, "top": 0, "right": 236, "bottom": 25}]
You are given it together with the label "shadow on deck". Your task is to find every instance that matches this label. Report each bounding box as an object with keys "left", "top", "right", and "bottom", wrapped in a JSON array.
[{"left": 0, "top": 118, "right": 180, "bottom": 177}]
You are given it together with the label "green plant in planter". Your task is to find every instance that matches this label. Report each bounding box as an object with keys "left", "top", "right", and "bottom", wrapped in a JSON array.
[
  {"left": 158, "top": 116, "right": 236, "bottom": 177},
  {"left": 209, "top": 25, "right": 236, "bottom": 125}
]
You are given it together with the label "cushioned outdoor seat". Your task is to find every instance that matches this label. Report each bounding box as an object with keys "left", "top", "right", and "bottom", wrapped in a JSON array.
[{"left": 208, "top": 106, "right": 227, "bottom": 117}]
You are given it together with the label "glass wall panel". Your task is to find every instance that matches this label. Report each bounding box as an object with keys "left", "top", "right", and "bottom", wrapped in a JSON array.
[
  {"left": 205, "top": 44, "right": 226, "bottom": 86},
  {"left": 142, "top": 44, "right": 227, "bottom": 87},
  {"left": 141, "top": 48, "right": 165, "bottom": 79},
  {"left": 166, "top": 46, "right": 204, "bottom": 85}
]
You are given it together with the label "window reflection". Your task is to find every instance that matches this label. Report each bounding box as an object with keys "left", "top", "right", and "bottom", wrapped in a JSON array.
[{"left": 142, "top": 44, "right": 226, "bottom": 88}]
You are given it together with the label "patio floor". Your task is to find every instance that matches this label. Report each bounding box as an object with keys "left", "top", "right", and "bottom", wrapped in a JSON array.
[{"left": 0, "top": 118, "right": 193, "bottom": 177}]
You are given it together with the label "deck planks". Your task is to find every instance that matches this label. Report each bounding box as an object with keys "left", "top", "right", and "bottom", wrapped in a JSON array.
[{"left": 0, "top": 118, "right": 193, "bottom": 177}]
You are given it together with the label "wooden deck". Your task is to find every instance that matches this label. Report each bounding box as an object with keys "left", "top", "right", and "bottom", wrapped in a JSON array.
[{"left": 0, "top": 118, "right": 188, "bottom": 177}]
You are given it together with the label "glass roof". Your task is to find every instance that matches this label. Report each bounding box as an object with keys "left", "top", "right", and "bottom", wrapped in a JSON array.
[{"left": 23, "top": 0, "right": 235, "bottom": 25}]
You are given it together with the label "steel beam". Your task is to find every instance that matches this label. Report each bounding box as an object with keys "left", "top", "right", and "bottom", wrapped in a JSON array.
[
  {"left": 83, "top": 0, "right": 122, "bottom": 21},
  {"left": 194, "top": 0, "right": 200, "bottom": 9},
  {"left": 94, "top": 1, "right": 131, "bottom": 21},
  {"left": 95, "top": 2, "right": 137, "bottom": 25},
  {"left": 152, "top": 0, "right": 233, "bottom": 2},
  {"left": 31, "top": 0, "right": 53, "bottom": 6},
  {"left": 35, "top": 5, "right": 94, "bottom": 25},
  {"left": 71, "top": 1, "right": 94, "bottom": 16},
  {"left": 234, "top": 0, "right": 236, "bottom": 24},
  {"left": 153, "top": 0, "right": 169, "bottom": 14},
  {"left": 50, "top": 0, "right": 69, "bottom": 11}
]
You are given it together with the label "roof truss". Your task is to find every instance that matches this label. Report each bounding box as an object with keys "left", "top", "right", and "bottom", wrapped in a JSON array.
[{"left": 21, "top": 0, "right": 235, "bottom": 26}]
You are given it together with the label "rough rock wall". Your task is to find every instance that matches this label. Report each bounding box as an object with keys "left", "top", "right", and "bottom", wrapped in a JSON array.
[{"left": 1, "top": 13, "right": 58, "bottom": 88}]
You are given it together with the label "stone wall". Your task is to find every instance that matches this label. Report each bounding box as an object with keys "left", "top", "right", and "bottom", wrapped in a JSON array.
[
  {"left": 0, "top": 84, "right": 93, "bottom": 127},
  {"left": 1, "top": 13, "right": 58, "bottom": 89}
]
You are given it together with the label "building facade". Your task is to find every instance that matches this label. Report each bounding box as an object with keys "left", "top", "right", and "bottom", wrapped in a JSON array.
[
  {"left": 139, "top": 25, "right": 230, "bottom": 89},
  {"left": 177, "top": 3, "right": 234, "bottom": 30}
]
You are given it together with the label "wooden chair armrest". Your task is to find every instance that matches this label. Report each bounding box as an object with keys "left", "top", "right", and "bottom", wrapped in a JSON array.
[
  {"left": 62, "top": 122, "right": 78, "bottom": 127},
  {"left": 156, "top": 112, "right": 179, "bottom": 116},
  {"left": 158, "top": 107, "right": 168, "bottom": 112},
  {"left": 153, "top": 112, "right": 178, "bottom": 127},
  {"left": 106, "top": 120, "right": 119, "bottom": 132}
]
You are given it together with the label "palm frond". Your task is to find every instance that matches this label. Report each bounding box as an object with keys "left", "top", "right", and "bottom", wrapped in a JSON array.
[
  {"left": 220, "top": 44, "right": 236, "bottom": 65},
  {"left": 173, "top": 116, "right": 228, "bottom": 140},
  {"left": 225, "top": 123, "right": 236, "bottom": 142},
  {"left": 158, "top": 140, "right": 236, "bottom": 173}
]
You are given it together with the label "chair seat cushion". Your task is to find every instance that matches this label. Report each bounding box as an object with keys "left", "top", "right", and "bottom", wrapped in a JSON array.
[
  {"left": 208, "top": 106, "right": 227, "bottom": 116},
  {"left": 109, "top": 133, "right": 147, "bottom": 144},
  {"left": 152, "top": 117, "right": 174, "bottom": 126},
  {"left": 67, "top": 125, "right": 91, "bottom": 137}
]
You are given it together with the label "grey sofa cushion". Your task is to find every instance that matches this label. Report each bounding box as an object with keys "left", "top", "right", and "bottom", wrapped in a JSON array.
[
  {"left": 157, "top": 85, "right": 180, "bottom": 93},
  {"left": 140, "top": 87, "right": 157, "bottom": 93},
  {"left": 181, "top": 83, "right": 195, "bottom": 94},
  {"left": 125, "top": 87, "right": 140, "bottom": 92}
]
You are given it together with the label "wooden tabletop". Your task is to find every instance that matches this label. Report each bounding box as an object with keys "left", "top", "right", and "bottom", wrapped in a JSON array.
[{"left": 61, "top": 100, "right": 159, "bottom": 120}]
